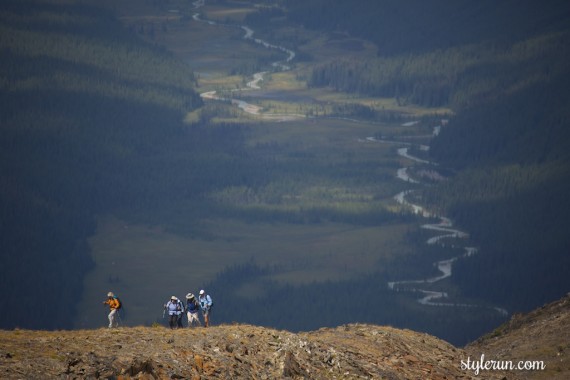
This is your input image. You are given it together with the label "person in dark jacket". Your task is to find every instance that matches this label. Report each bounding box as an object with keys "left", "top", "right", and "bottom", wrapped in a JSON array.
[{"left": 185, "top": 293, "right": 201, "bottom": 327}]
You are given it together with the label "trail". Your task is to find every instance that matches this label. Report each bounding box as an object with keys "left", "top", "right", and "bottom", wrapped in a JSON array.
[
  {"left": 191, "top": 1, "right": 303, "bottom": 121},
  {"left": 366, "top": 127, "right": 508, "bottom": 316}
]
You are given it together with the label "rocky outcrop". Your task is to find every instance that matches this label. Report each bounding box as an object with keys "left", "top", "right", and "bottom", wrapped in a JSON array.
[{"left": 0, "top": 323, "right": 504, "bottom": 379}]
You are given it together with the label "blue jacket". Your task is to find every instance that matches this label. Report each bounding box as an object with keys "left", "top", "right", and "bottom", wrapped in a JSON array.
[{"left": 186, "top": 298, "right": 200, "bottom": 313}]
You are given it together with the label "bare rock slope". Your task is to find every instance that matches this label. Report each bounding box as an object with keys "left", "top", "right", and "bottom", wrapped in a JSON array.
[{"left": 1, "top": 323, "right": 502, "bottom": 379}]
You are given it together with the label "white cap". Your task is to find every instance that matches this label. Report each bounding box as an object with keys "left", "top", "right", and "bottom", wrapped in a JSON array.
[
  {"left": 107, "top": 292, "right": 114, "bottom": 297},
  {"left": 199, "top": 289, "right": 205, "bottom": 295},
  {"left": 171, "top": 295, "right": 177, "bottom": 300}
]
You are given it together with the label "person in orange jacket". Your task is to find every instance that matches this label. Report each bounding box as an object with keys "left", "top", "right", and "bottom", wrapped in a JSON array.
[{"left": 103, "top": 292, "right": 121, "bottom": 328}]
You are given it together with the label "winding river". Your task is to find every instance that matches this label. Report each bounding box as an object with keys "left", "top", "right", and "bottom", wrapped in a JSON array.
[
  {"left": 192, "top": 1, "right": 302, "bottom": 121},
  {"left": 191, "top": 0, "right": 507, "bottom": 316},
  {"left": 367, "top": 132, "right": 508, "bottom": 316}
]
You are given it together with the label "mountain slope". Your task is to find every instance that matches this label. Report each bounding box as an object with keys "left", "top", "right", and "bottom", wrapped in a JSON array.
[
  {"left": 0, "top": 323, "right": 506, "bottom": 379},
  {"left": 5, "top": 292, "right": 569, "bottom": 379},
  {"left": 467, "top": 293, "right": 570, "bottom": 379}
]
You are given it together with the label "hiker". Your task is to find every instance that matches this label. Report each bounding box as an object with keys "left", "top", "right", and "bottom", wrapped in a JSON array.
[
  {"left": 164, "top": 296, "right": 183, "bottom": 329},
  {"left": 198, "top": 289, "right": 213, "bottom": 327},
  {"left": 103, "top": 292, "right": 121, "bottom": 328},
  {"left": 176, "top": 297, "right": 185, "bottom": 328},
  {"left": 185, "top": 293, "right": 201, "bottom": 327}
]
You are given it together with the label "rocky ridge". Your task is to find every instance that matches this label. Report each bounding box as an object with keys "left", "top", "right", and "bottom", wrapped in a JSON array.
[
  {"left": 4, "top": 293, "right": 569, "bottom": 380},
  {"left": 1, "top": 323, "right": 504, "bottom": 379}
]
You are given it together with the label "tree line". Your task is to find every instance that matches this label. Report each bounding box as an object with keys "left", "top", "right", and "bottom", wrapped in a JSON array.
[{"left": 306, "top": 30, "right": 570, "bottom": 109}]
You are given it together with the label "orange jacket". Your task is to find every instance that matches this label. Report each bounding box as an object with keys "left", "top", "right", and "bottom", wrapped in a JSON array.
[{"left": 104, "top": 297, "right": 120, "bottom": 310}]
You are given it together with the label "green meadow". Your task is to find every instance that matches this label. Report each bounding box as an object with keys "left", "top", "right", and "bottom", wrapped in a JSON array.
[{"left": 78, "top": 215, "right": 414, "bottom": 327}]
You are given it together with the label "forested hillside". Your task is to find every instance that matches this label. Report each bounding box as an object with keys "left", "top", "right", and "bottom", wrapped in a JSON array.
[
  {"left": 0, "top": 0, "right": 207, "bottom": 329},
  {"left": 298, "top": 9, "right": 569, "bottom": 112},
  {"left": 306, "top": 30, "right": 570, "bottom": 109},
  {"left": 425, "top": 51, "right": 570, "bottom": 312},
  {"left": 284, "top": 0, "right": 570, "bottom": 56},
  {"left": 284, "top": 0, "right": 570, "bottom": 313}
]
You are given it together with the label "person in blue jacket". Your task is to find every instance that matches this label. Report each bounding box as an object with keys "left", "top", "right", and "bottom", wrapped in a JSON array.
[
  {"left": 185, "top": 293, "right": 201, "bottom": 327},
  {"left": 198, "top": 289, "right": 213, "bottom": 327}
]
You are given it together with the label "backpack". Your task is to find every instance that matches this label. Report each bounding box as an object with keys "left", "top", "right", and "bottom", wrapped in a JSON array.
[
  {"left": 201, "top": 294, "right": 213, "bottom": 308},
  {"left": 115, "top": 296, "right": 122, "bottom": 310}
]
